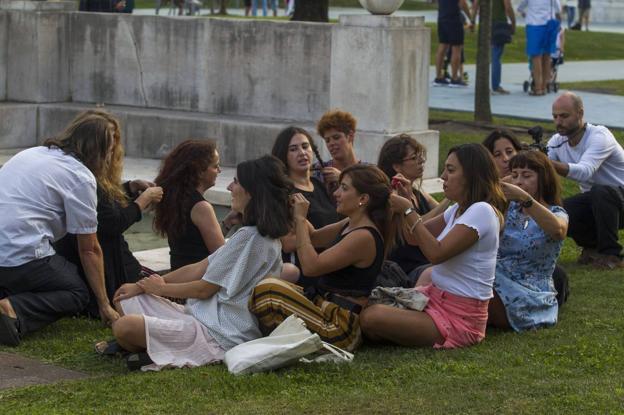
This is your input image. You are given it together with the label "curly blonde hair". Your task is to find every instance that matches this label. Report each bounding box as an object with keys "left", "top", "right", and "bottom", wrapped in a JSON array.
[{"left": 44, "top": 109, "right": 127, "bottom": 205}]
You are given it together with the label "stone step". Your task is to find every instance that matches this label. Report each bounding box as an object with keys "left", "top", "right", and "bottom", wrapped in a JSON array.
[{"left": 133, "top": 247, "right": 171, "bottom": 273}]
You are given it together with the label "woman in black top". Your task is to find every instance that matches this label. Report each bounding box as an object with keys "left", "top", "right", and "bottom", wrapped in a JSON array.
[
  {"left": 250, "top": 165, "right": 399, "bottom": 351},
  {"left": 271, "top": 127, "right": 341, "bottom": 286},
  {"left": 377, "top": 134, "right": 450, "bottom": 283},
  {"left": 153, "top": 140, "right": 225, "bottom": 271},
  {"left": 55, "top": 185, "right": 163, "bottom": 317}
]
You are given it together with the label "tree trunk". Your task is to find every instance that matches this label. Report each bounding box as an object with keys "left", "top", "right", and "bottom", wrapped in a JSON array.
[
  {"left": 217, "top": 0, "right": 227, "bottom": 15},
  {"left": 474, "top": 0, "right": 492, "bottom": 123},
  {"left": 291, "top": 0, "right": 328, "bottom": 22}
]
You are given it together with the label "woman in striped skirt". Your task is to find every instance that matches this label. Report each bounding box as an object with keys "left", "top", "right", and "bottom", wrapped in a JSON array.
[{"left": 250, "top": 165, "right": 400, "bottom": 352}]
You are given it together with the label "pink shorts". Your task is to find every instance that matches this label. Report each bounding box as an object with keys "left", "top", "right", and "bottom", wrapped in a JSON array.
[{"left": 417, "top": 284, "right": 489, "bottom": 349}]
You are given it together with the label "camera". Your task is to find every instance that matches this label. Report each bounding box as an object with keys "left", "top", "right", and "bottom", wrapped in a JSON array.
[{"left": 527, "top": 126, "right": 548, "bottom": 154}]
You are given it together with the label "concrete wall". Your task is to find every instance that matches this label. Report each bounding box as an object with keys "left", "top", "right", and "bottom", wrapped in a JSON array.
[
  {"left": 0, "top": 11, "right": 6, "bottom": 100},
  {"left": 1, "top": 7, "right": 439, "bottom": 174},
  {"left": 591, "top": 0, "right": 624, "bottom": 24},
  {"left": 331, "top": 15, "right": 430, "bottom": 134},
  {"left": 70, "top": 15, "right": 332, "bottom": 122},
  {"left": 7, "top": 11, "right": 72, "bottom": 102}
]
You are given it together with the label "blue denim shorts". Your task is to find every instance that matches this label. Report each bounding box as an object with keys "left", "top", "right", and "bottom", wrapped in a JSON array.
[{"left": 526, "top": 22, "right": 559, "bottom": 57}]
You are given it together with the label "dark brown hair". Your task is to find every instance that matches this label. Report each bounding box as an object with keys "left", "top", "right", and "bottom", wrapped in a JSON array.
[
  {"left": 509, "top": 151, "right": 562, "bottom": 206},
  {"left": 237, "top": 155, "right": 293, "bottom": 239},
  {"left": 448, "top": 143, "right": 508, "bottom": 218},
  {"left": 316, "top": 109, "right": 357, "bottom": 137},
  {"left": 271, "top": 127, "right": 323, "bottom": 172},
  {"left": 482, "top": 129, "right": 524, "bottom": 154},
  {"left": 377, "top": 134, "right": 426, "bottom": 180},
  {"left": 153, "top": 139, "right": 218, "bottom": 239},
  {"left": 339, "top": 164, "right": 401, "bottom": 256}
]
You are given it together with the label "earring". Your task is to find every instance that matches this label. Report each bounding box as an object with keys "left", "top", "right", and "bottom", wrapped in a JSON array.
[{"left": 358, "top": 202, "right": 363, "bottom": 207}]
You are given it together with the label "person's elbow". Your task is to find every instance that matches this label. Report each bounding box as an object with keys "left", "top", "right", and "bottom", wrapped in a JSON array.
[
  {"left": 551, "top": 223, "right": 568, "bottom": 241},
  {"left": 300, "top": 262, "right": 323, "bottom": 277},
  {"left": 195, "top": 281, "right": 219, "bottom": 299},
  {"left": 76, "top": 233, "right": 102, "bottom": 256}
]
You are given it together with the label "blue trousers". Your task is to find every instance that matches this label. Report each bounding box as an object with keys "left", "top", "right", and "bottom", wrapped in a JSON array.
[
  {"left": 491, "top": 43, "right": 505, "bottom": 90},
  {"left": 252, "top": 0, "right": 277, "bottom": 16}
]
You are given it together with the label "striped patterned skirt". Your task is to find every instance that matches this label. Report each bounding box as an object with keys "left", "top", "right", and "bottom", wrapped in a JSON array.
[{"left": 249, "top": 278, "right": 362, "bottom": 352}]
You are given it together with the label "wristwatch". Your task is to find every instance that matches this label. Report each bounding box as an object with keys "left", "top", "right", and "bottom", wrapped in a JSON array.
[
  {"left": 404, "top": 207, "right": 416, "bottom": 217},
  {"left": 521, "top": 197, "right": 534, "bottom": 208}
]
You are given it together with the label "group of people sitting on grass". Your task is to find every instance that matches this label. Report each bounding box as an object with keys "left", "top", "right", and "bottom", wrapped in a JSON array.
[{"left": 0, "top": 92, "right": 622, "bottom": 371}]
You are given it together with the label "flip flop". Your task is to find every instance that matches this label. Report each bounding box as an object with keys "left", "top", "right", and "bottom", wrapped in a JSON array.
[
  {"left": 94, "top": 339, "right": 129, "bottom": 357},
  {"left": 0, "top": 313, "right": 20, "bottom": 347},
  {"left": 126, "top": 352, "right": 154, "bottom": 371}
]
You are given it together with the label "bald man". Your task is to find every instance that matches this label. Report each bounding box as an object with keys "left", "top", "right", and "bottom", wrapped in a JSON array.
[{"left": 548, "top": 93, "right": 624, "bottom": 269}]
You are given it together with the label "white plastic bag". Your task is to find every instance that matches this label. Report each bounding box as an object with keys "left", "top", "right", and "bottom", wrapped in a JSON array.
[{"left": 224, "top": 315, "right": 353, "bottom": 375}]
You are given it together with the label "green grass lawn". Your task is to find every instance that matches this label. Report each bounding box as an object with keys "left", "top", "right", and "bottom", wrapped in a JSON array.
[
  {"left": 1, "top": 111, "right": 623, "bottom": 414},
  {"left": 559, "top": 79, "right": 624, "bottom": 97},
  {"left": 429, "top": 24, "right": 624, "bottom": 65}
]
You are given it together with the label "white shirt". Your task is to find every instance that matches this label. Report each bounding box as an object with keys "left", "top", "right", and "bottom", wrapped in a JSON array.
[
  {"left": 431, "top": 202, "right": 501, "bottom": 301},
  {"left": 548, "top": 124, "right": 624, "bottom": 192},
  {"left": 186, "top": 226, "right": 283, "bottom": 350},
  {"left": 0, "top": 147, "right": 98, "bottom": 267},
  {"left": 518, "top": 0, "right": 561, "bottom": 25}
]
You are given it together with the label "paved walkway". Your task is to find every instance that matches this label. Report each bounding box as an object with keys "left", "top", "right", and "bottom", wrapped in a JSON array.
[
  {"left": 429, "top": 60, "right": 624, "bottom": 128},
  {"left": 0, "top": 352, "right": 88, "bottom": 390}
]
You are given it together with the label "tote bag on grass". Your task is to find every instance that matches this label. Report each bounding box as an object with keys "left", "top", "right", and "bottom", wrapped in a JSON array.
[{"left": 224, "top": 315, "right": 353, "bottom": 375}]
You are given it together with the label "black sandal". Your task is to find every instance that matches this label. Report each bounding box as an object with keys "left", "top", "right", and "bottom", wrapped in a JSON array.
[
  {"left": 126, "top": 352, "right": 154, "bottom": 371},
  {"left": 94, "top": 339, "right": 129, "bottom": 357},
  {"left": 0, "top": 314, "right": 20, "bottom": 347}
]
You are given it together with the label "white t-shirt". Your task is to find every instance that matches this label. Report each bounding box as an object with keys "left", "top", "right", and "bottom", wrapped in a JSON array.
[
  {"left": 430, "top": 202, "right": 501, "bottom": 301},
  {"left": 186, "top": 226, "right": 283, "bottom": 351},
  {"left": 518, "top": 0, "right": 561, "bottom": 26},
  {"left": 548, "top": 124, "right": 624, "bottom": 192},
  {"left": 0, "top": 147, "right": 98, "bottom": 267}
]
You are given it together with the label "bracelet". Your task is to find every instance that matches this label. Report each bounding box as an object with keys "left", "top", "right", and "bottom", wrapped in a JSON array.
[{"left": 408, "top": 215, "right": 423, "bottom": 234}]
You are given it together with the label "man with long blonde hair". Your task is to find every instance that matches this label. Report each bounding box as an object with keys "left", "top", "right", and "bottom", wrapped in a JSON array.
[{"left": 0, "top": 110, "right": 121, "bottom": 346}]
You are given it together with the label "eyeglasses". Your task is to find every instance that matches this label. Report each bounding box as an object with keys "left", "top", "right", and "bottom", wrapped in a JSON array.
[{"left": 402, "top": 154, "right": 426, "bottom": 165}]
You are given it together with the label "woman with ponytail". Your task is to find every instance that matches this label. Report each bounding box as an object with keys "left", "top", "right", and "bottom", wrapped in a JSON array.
[
  {"left": 153, "top": 140, "right": 225, "bottom": 271},
  {"left": 361, "top": 143, "right": 507, "bottom": 349},
  {"left": 250, "top": 165, "right": 399, "bottom": 352}
]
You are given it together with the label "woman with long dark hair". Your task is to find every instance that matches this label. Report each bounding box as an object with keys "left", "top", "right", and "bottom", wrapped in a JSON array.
[
  {"left": 271, "top": 126, "right": 341, "bottom": 285},
  {"left": 361, "top": 143, "right": 506, "bottom": 349},
  {"left": 250, "top": 165, "right": 399, "bottom": 352},
  {"left": 106, "top": 155, "right": 293, "bottom": 371},
  {"left": 377, "top": 134, "right": 450, "bottom": 283},
  {"left": 153, "top": 140, "right": 225, "bottom": 271},
  {"left": 489, "top": 151, "right": 568, "bottom": 331}
]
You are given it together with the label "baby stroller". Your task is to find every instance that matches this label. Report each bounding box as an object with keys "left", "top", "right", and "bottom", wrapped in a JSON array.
[
  {"left": 523, "top": 23, "right": 565, "bottom": 94},
  {"left": 523, "top": 53, "right": 563, "bottom": 94}
]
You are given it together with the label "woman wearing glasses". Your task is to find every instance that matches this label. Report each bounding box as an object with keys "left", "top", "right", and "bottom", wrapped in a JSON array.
[{"left": 377, "top": 134, "right": 451, "bottom": 285}]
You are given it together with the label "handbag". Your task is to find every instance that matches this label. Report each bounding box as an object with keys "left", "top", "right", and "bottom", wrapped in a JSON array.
[
  {"left": 224, "top": 315, "right": 354, "bottom": 375},
  {"left": 492, "top": 21, "right": 512, "bottom": 45}
]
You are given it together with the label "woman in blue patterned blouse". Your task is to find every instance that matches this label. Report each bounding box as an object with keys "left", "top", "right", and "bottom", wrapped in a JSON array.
[{"left": 489, "top": 151, "right": 569, "bottom": 331}]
